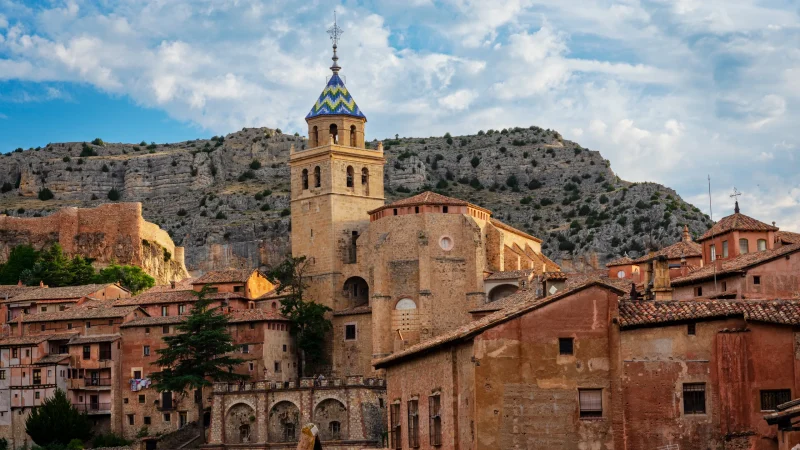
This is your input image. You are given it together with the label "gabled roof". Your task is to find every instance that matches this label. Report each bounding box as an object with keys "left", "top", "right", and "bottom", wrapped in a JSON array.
[
  {"left": 485, "top": 270, "right": 533, "bottom": 281},
  {"left": 35, "top": 354, "right": 70, "bottom": 365},
  {"left": 632, "top": 240, "right": 702, "bottom": 264},
  {"left": 375, "top": 280, "right": 626, "bottom": 368},
  {"left": 671, "top": 243, "right": 800, "bottom": 286},
  {"left": 0, "top": 285, "right": 41, "bottom": 300},
  {"left": 698, "top": 212, "right": 777, "bottom": 242},
  {"left": 369, "top": 191, "right": 479, "bottom": 215},
  {"left": 606, "top": 256, "right": 634, "bottom": 267},
  {"left": 21, "top": 305, "right": 142, "bottom": 323},
  {"left": 69, "top": 334, "right": 121, "bottom": 345},
  {"left": 8, "top": 284, "right": 117, "bottom": 303},
  {"left": 114, "top": 291, "right": 249, "bottom": 306},
  {"left": 120, "top": 308, "right": 287, "bottom": 328},
  {"left": 306, "top": 73, "right": 366, "bottom": 120},
  {"left": 777, "top": 231, "right": 800, "bottom": 245},
  {"left": 192, "top": 269, "right": 258, "bottom": 285},
  {"left": 489, "top": 219, "right": 542, "bottom": 244},
  {"left": 619, "top": 299, "right": 800, "bottom": 328},
  {"left": 0, "top": 332, "right": 78, "bottom": 347}
]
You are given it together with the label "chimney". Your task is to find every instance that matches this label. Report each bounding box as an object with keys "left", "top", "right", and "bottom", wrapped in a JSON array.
[
  {"left": 170, "top": 281, "right": 176, "bottom": 289},
  {"left": 16, "top": 280, "right": 22, "bottom": 287},
  {"left": 39, "top": 280, "right": 44, "bottom": 288},
  {"left": 682, "top": 225, "right": 692, "bottom": 243},
  {"left": 680, "top": 255, "right": 688, "bottom": 277},
  {"left": 651, "top": 255, "right": 673, "bottom": 301}
]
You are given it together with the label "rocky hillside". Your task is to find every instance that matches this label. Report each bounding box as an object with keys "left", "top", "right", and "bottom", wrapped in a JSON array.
[{"left": 0, "top": 126, "right": 712, "bottom": 274}]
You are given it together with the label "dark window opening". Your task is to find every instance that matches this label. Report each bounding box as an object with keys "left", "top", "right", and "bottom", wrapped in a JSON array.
[
  {"left": 415, "top": 206, "right": 419, "bottom": 214},
  {"left": 345, "top": 324, "right": 357, "bottom": 341},
  {"left": 302, "top": 169, "right": 309, "bottom": 190},
  {"left": 695, "top": 286, "right": 703, "bottom": 297},
  {"left": 361, "top": 168, "right": 369, "bottom": 195},
  {"left": 429, "top": 395, "right": 442, "bottom": 446},
  {"left": 754, "top": 275, "right": 761, "bottom": 285},
  {"left": 393, "top": 208, "right": 398, "bottom": 216},
  {"left": 329, "top": 124, "right": 338, "bottom": 145},
  {"left": 559, "top": 338, "right": 574, "bottom": 355},
  {"left": 283, "top": 422, "right": 296, "bottom": 442},
  {"left": 683, "top": 383, "right": 706, "bottom": 414},
  {"left": 329, "top": 421, "right": 341, "bottom": 440},
  {"left": 443, "top": 206, "right": 449, "bottom": 213},
  {"left": 314, "top": 166, "right": 321, "bottom": 188},
  {"left": 82, "top": 345, "right": 91, "bottom": 360},
  {"left": 761, "top": 389, "right": 791, "bottom": 411},
  {"left": 350, "top": 125, "right": 357, "bottom": 147},
  {"left": 390, "top": 403, "right": 401, "bottom": 450},
  {"left": 687, "top": 323, "right": 696, "bottom": 335},
  {"left": 408, "top": 399, "right": 420, "bottom": 448},
  {"left": 346, "top": 166, "right": 354, "bottom": 188}
]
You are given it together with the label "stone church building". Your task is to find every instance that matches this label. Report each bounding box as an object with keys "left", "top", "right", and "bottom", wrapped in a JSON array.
[{"left": 205, "top": 31, "right": 557, "bottom": 449}]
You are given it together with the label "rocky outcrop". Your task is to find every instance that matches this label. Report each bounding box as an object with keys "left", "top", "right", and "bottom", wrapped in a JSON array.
[{"left": 0, "top": 126, "right": 710, "bottom": 273}]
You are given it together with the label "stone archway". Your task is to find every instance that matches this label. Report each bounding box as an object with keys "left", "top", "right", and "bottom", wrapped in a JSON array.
[
  {"left": 314, "top": 398, "right": 347, "bottom": 441},
  {"left": 343, "top": 276, "right": 369, "bottom": 307},
  {"left": 225, "top": 403, "right": 257, "bottom": 444},
  {"left": 488, "top": 284, "right": 519, "bottom": 302},
  {"left": 268, "top": 400, "right": 300, "bottom": 442}
]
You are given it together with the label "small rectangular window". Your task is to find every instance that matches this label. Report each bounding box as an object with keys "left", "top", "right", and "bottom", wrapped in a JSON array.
[
  {"left": 687, "top": 323, "right": 696, "bottom": 335},
  {"left": 0, "top": 370, "right": 5, "bottom": 380},
  {"left": 754, "top": 275, "right": 761, "bottom": 285},
  {"left": 249, "top": 322, "right": 255, "bottom": 330},
  {"left": 134, "top": 370, "right": 142, "bottom": 379},
  {"left": 163, "top": 413, "right": 171, "bottom": 422},
  {"left": 722, "top": 240, "right": 729, "bottom": 258},
  {"left": 761, "top": 389, "right": 791, "bottom": 411},
  {"left": 143, "top": 345, "right": 151, "bottom": 357},
  {"left": 139, "top": 394, "right": 145, "bottom": 404},
  {"left": 283, "top": 344, "right": 287, "bottom": 352},
  {"left": 162, "top": 325, "right": 170, "bottom": 334},
  {"left": 443, "top": 206, "right": 449, "bottom": 213},
  {"left": 124, "top": 398, "right": 129, "bottom": 404},
  {"left": 274, "top": 361, "right": 281, "bottom": 373},
  {"left": 127, "top": 414, "right": 135, "bottom": 425},
  {"left": 161, "top": 306, "right": 169, "bottom": 316},
  {"left": 178, "top": 304, "right": 186, "bottom": 314},
  {"left": 241, "top": 344, "right": 249, "bottom": 354},
  {"left": 407, "top": 399, "right": 420, "bottom": 448},
  {"left": 740, "top": 239, "right": 750, "bottom": 255},
  {"left": 67, "top": 323, "right": 72, "bottom": 330},
  {"left": 694, "top": 286, "right": 703, "bottom": 297},
  {"left": 249, "top": 362, "right": 254, "bottom": 371},
  {"left": 393, "top": 209, "right": 398, "bottom": 216},
  {"left": 82, "top": 346, "right": 91, "bottom": 360},
  {"left": 683, "top": 383, "right": 706, "bottom": 414},
  {"left": 345, "top": 324, "right": 357, "bottom": 341},
  {"left": 390, "top": 403, "right": 402, "bottom": 450},
  {"left": 559, "top": 338, "right": 574, "bottom": 355},
  {"left": 721, "top": 281, "right": 727, "bottom": 292},
  {"left": 86, "top": 321, "right": 91, "bottom": 328},
  {"left": 758, "top": 239, "right": 767, "bottom": 251},
  {"left": 144, "top": 416, "right": 151, "bottom": 425},
  {"left": 429, "top": 394, "right": 442, "bottom": 446},
  {"left": 579, "top": 389, "right": 603, "bottom": 418},
  {"left": 41, "top": 306, "right": 47, "bottom": 312},
  {"left": 710, "top": 244, "right": 716, "bottom": 261},
  {"left": 145, "top": 328, "right": 150, "bottom": 335}
]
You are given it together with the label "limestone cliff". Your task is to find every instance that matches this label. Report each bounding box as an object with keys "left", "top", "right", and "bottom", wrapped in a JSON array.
[
  {"left": 0, "top": 203, "right": 188, "bottom": 284},
  {"left": 0, "top": 127, "right": 711, "bottom": 273}
]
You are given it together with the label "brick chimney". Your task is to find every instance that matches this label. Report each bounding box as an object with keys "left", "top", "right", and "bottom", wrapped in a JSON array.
[
  {"left": 682, "top": 224, "right": 692, "bottom": 243},
  {"left": 16, "top": 280, "right": 22, "bottom": 287},
  {"left": 39, "top": 280, "right": 44, "bottom": 288},
  {"left": 652, "top": 256, "right": 673, "bottom": 301},
  {"left": 680, "top": 256, "right": 688, "bottom": 277}
]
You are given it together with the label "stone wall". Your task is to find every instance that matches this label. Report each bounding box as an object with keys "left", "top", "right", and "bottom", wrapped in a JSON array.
[{"left": 0, "top": 203, "right": 188, "bottom": 284}]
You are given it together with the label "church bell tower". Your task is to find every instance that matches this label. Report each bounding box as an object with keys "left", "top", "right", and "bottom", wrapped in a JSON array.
[{"left": 289, "top": 17, "right": 385, "bottom": 308}]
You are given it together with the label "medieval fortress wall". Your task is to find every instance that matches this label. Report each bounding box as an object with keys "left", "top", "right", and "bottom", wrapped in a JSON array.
[{"left": 0, "top": 203, "right": 187, "bottom": 283}]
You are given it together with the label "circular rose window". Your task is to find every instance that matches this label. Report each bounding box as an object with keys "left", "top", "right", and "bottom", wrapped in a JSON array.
[
  {"left": 617, "top": 270, "right": 626, "bottom": 279},
  {"left": 439, "top": 236, "right": 454, "bottom": 251}
]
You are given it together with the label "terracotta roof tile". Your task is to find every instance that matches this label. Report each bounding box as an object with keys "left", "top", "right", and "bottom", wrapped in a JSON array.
[
  {"left": 0, "top": 285, "right": 41, "bottom": 300},
  {"left": 671, "top": 243, "right": 800, "bottom": 286},
  {"left": 8, "top": 284, "right": 119, "bottom": 302},
  {"left": 192, "top": 269, "right": 257, "bottom": 285},
  {"left": 114, "top": 291, "right": 248, "bottom": 306},
  {"left": 21, "top": 305, "right": 141, "bottom": 323},
  {"left": 632, "top": 241, "right": 702, "bottom": 264},
  {"left": 606, "top": 256, "right": 634, "bottom": 267},
  {"left": 143, "top": 278, "right": 197, "bottom": 294},
  {"left": 698, "top": 212, "right": 777, "bottom": 241},
  {"left": 375, "top": 280, "right": 626, "bottom": 368},
  {"left": 777, "top": 231, "right": 800, "bottom": 245},
  {"left": 485, "top": 270, "right": 533, "bottom": 281},
  {"left": 489, "top": 219, "right": 543, "bottom": 243},
  {"left": 121, "top": 316, "right": 185, "bottom": 327},
  {"left": 68, "top": 334, "right": 121, "bottom": 345},
  {"left": 120, "top": 308, "right": 286, "bottom": 328},
  {"left": 332, "top": 305, "right": 372, "bottom": 316},
  {"left": 619, "top": 299, "right": 800, "bottom": 328},
  {"left": 383, "top": 191, "right": 469, "bottom": 208},
  {"left": 35, "top": 354, "right": 70, "bottom": 365},
  {"left": 0, "top": 332, "right": 78, "bottom": 346}
]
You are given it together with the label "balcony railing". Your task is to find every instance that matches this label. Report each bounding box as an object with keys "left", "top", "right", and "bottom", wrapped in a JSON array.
[
  {"left": 84, "top": 377, "right": 112, "bottom": 387},
  {"left": 74, "top": 403, "right": 111, "bottom": 413}
]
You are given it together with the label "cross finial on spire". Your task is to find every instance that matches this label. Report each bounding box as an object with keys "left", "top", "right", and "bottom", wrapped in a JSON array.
[
  {"left": 730, "top": 187, "right": 742, "bottom": 213},
  {"left": 327, "top": 11, "right": 343, "bottom": 74}
]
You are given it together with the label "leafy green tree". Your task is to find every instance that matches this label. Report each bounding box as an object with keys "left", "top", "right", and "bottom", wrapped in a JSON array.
[
  {"left": 25, "top": 389, "right": 92, "bottom": 446},
  {"left": 0, "top": 245, "right": 39, "bottom": 284},
  {"left": 267, "top": 256, "right": 332, "bottom": 377},
  {"left": 94, "top": 263, "right": 155, "bottom": 294},
  {"left": 19, "top": 244, "right": 95, "bottom": 287},
  {"left": 150, "top": 286, "right": 247, "bottom": 443}
]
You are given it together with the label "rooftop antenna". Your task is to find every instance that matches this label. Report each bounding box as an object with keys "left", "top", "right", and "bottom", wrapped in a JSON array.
[
  {"left": 708, "top": 175, "right": 717, "bottom": 293},
  {"left": 327, "top": 11, "right": 343, "bottom": 76}
]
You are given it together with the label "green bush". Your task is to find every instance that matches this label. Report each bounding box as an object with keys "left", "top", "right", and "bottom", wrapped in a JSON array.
[
  {"left": 107, "top": 188, "right": 120, "bottom": 201},
  {"left": 1, "top": 182, "right": 12, "bottom": 193},
  {"left": 599, "top": 194, "right": 609, "bottom": 204},
  {"left": 38, "top": 188, "right": 54, "bottom": 201},
  {"left": 470, "top": 156, "right": 480, "bottom": 168},
  {"left": 91, "top": 138, "right": 104, "bottom": 146},
  {"left": 260, "top": 204, "right": 270, "bottom": 211},
  {"left": 101, "top": 164, "right": 109, "bottom": 172},
  {"left": 215, "top": 212, "right": 227, "bottom": 220},
  {"left": 520, "top": 196, "right": 533, "bottom": 205},
  {"left": 435, "top": 180, "right": 448, "bottom": 189},
  {"left": 469, "top": 177, "right": 483, "bottom": 190},
  {"left": 238, "top": 170, "right": 256, "bottom": 182},
  {"left": 280, "top": 208, "right": 291, "bottom": 217},
  {"left": 62, "top": 156, "right": 71, "bottom": 163},
  {"left": 249, "top": 160, "right": 261, "bottom": 170},
  {"left": 527, "top": 179, "right": 543, "bottom": 190},
  {"left": 177, "top": 208, "right": 187, "bottom": 217},
  {"left": 92, "top": 432, "right": 131, "bottom": 448}
]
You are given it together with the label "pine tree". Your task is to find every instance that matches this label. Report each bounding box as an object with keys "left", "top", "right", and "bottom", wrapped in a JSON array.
[
  {"left": 25, "top": 389, "right": 92, "bottom": 446},
  {"left": 0, "top": 245, "right": 39, "bottom": 284},
  {"left": 150, "top": 286, "right": 247, "bottom": 443},
  {"left": 267, "top": 256, "right": 332, "bottom": 377}
]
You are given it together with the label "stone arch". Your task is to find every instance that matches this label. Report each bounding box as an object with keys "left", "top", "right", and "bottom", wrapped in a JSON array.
[
  {"left": 361, "top": 168, "right": 369, "bottom": 196},
  {"left": 329, "top": 124, "right": 338, "bottom": 144},
  {"left": 314, "top": 398, "right": 347, "bottom": 441},
  {"left": 350, "top": 125, "right": 357, "bottom": 147},
  {"left": 268, "top": 400, "right": 300, "bottom": 442},
  {"left": 343, "top": 276, "right": 369, "bottom": 307},
  {"left": 346, "top": 166, "right": 354, "bottom": 188},
  {"left": 314, "top": 166, "right": 321, "bottom": 188},
  {"left": 301, "top": 169, "right": 309, "bottom": 190},
  {"left": 488, "top": 284, "right": 519, "bottom": 302},
  {"left": 312, "top": 126, "right": 318, "bottom": 147},
  {"left": 225, "top": 402, "right": 257, "bottom": 443},
  {"left": 392, "top": 298, "right": 420, "bottom": 344}
]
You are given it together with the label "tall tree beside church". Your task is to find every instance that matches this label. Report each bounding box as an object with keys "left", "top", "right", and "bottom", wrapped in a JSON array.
[
  {"left": 0, "top": 244, "right": 39, "bottom": 284},
  {"left": 150, "top": 286, "right": 247, "bottom": 443},
  {"left": 266, "top": 256, "right": 332, "bottom": 377}
]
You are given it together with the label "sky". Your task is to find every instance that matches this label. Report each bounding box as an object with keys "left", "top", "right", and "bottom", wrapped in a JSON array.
[{"left": 1, "top": 0, "right": 799, "bottom": 229}]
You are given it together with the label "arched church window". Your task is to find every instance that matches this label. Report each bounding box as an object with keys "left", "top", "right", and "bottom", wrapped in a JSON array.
[
  {"left": 346, "top": 166, "right": 354, "bottom": 188},
  {"left": 329, "top": 124, "right": 338, "bottom": 144},
  {"left": 350, "top": 125, "right": 357, "bottom": 147},
  {"left": 314, "top": 166, "right": 321, "bottom": 188},
  {"left": 361, "top": 168, "right": 369, "bottom": 195},
  {"left": 301, "top": 169, "right": 309, "bottom": 190},
  {"left": 312, "top": 126, "right": 318, "bottom": 147},
  {"left": 239, "top": 424, "right": 251, "bottom": 443}
]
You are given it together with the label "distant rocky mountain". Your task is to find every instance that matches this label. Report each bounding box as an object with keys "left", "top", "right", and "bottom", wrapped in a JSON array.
[{"left": 0, "top": 126, "right": 711, "bottom": 274}]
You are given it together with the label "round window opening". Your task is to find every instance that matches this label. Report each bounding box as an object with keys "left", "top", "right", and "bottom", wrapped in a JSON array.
[
  {"left": 616, "top": 270, "right": 626, "bottom": 279},
  {"left": 439, "top": 236, "right": 454, "bottom": 251}
]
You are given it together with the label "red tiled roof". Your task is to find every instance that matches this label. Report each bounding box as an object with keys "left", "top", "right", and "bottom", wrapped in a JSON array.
[
  {"left": 368, "top": 191, "right": 492, "bottom": 215},
  {"left": 8, "top": 284, "right": 119, "bottom": 302},
  {"left": 619, "top": 299, "right": 800, "bottom": 328},
  {"left": 120, "top": 307, "right": 287, "bottom": 328},
  {"left": 606, "top": 256, "right": 634, "bottom": 267},
  {"left": 490, "top": 219, "right": 542, "bottom": 244},
  {"left": 332, "top": 305, "right": 372, "bottom": 316},
  {"left": 143, "top": 278, "right": 197, "bottom": 293},
  {"left": 114, "top": 291, "right": 249, "bottom": 306},
  {"left": 632, "top": 241, "right": 702, "bottom": 264},
  {"left": 21, "top": 305, "right": 142, "bottom": 323},
  {"left": 192, "top": 269, "right": 258, "bottom": 285},
  {"left": 671, "top": 243, "right": 800, "bottom": 286},
  {"left": 0, "top": 285, "right": 41, "bottom": 300},
  {"left": 35, "top": 354, "right": 70, "bottom": 365},
  {"left": 0, "top": 332, "right": 79, "bottom": 347},
  {"left": 375, "top": 280, "right": 626, "bottom": 368},
  {"left": 121, "top": 316, "right": 185, "bottom": 327},
  {"left": 777, "top": 231, "right": 800, "bottom": 245},
  {"left": 698, "top": 212, "right": 777, "bottom": 242},
  {"left": 68, "top": 334, "right": 121, "bottom": 345}
]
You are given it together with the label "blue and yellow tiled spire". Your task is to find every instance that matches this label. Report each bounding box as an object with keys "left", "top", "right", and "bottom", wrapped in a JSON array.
[{"left": 305, "top": 13, "right": 366, "bottom": 121}]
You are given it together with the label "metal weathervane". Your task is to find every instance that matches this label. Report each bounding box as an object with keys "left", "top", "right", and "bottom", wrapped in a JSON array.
[
  {"left": 328, "top": 12, "right": 343, "bottom": 74},
  {"left": 730, "top": 186, "right": 742, "bottom": 213}
]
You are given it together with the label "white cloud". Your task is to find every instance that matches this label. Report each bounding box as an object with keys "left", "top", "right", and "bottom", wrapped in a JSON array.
[{"left": 438, "top": 89, "right": 477, "bottom": 111}]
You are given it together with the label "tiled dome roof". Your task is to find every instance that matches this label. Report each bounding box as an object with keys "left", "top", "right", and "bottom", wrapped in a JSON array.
[{"left": 305, "top": 74, "right": 366, "bottom": 120}]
